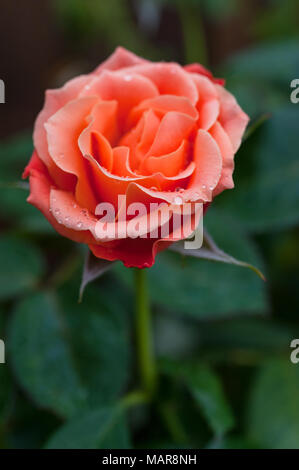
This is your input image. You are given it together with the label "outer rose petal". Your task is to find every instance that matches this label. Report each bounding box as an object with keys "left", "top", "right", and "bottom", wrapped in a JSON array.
[
  {"left": 210, "top": 121, "right": 235, "bottom": 195},
  {"left": 184, "top": 63, "right": 225, "bottom": 86},
  {"left": 183, "top": 129, "right": 222, "bottom": 202},
  {"left": 216, "top": 85, "right": 249, "bottom": 153},
  {"left": 34, "top": 74, "right": 92, "bottom": 189},
  {"left": 24, "top": 152, "right": 95, "bottom": 244},
  {"left": 45, "top": 96, "right": 99, "bottom": 211},
  {"left": 93, "top": 46, "right": 149, "bottom": 74},
  {"left": 190, "top": 74, "right": 219, "bottom": 130},
  {"left": 121, "top": 63, "right": 198, "bottom": 105},
  {"left": 88, "top": 206, "right": 200, "bottom": 268}
]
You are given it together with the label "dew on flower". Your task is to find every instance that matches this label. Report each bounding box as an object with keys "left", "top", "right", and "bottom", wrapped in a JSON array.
[
  {"left": 174, "top": 196, "right": 183, "bottom": 205},
  {"left": 76, "top": 222, "right": 83, "bottom": 229},
  {"left": 124, "top": 75, "right": 132, "bottom": 82}
]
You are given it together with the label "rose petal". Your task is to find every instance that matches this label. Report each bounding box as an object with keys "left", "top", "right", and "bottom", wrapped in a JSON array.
[
  {"left": 216, "top": 85, "right": 250, "bottom": 152},
  {"left": 129, "top": 94, "right": 198, "bottom": 125},
  {"left": 120, "top": 109, "right": 161, "bottom": 170},
  {"left": 25, "top": 152, "right": 95, "bottom": 244},
  {"left": 120, "top": 63, "right": 198, "bottom": 105},
  {"left": 210, "top": 121, "right": 235, "bottom": 195},
  {"left": 141, "top": 140, "right": 188, "bottom": 177},
  {"left": 191, "top": 74, "right": 219, "bottom": 130},
  {"left": 184, "top": 63, "right": 225, "bottom": 86},
  {"left": 34, "top": 74, "right": 92, "bottom": 189},
  {"left": 112, "top": 146, "right": 137, "bottom": 177},
  {"left": 183, "top": 129, "right": 223, "bottom": 202},
  {"left": 45, "top": 96, "right": 99, "bottom": 211},
  {"left": 50, "top": 189, "right": 98, "bottom": 238},
  {"left": 147, "top": 111, "right": 195, "bottom": 157},
  {"left": 83, "top": 70, "right": 159, "bottom": 128},
  {"left": 93, "top": 46, "right": 149, "bottom": 74}
]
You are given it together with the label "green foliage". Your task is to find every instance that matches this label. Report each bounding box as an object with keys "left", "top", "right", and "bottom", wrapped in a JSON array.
[
  {"left": 0, "top": 236, "right": 44, "bottom": 300},
  {"left": 8, "top": 293, "right": 87, "bottom": 418},
  {"left": 0, "top": 0, "right": 298, "bottom": 450},
  {"left": 8, "top": 286, "right": 130, "bottom": 419},
  {"left": 162, "top": 360, "right": 235, "bottom": 436},
  {"left": 45, "top": 406, "right": 130, "bottom": 449},
  {"left": 115, "top": 211, "right": 267, "bottom": 319},
  {"left": 216, "top": 106, "right": 299, "bottom": 231},
  {"left": 247, "top": 359, "right": 299, "bottom": 449}
]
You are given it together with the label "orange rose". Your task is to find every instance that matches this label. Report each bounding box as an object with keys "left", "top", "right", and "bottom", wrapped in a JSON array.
[{"left": 23, "top": 47, "right": 249, "bottom": 268}]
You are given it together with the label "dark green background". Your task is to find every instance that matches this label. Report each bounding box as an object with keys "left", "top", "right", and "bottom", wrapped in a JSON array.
[{"left": 0, "top": 0, "right": 299, "bottom": 449}]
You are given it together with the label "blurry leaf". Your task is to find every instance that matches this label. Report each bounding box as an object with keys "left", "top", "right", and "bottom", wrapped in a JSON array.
[
  {"left": 162, "top": 359, "right": 234, "bottom": 436},
  {"left": 115, "top": 210, "right": 267, "bottom": 318},
  {"left": 217, "top": 107, "right": 299, "bottom": 232},
  {"left": 170, "top": 229, "right": 265, "bottom": 281},
  {"left": 248, "top": 359, "right": 299, "bottom": 449},
  {"left": 198, "top": 318, "right": 295, "bottom": 357},
  {"left": 4, "top": 396, "right": 60, "bottom": 450},
  {"left": 58, "top": 281, "right": 130, "bottom": 408},
  {"left": 0, "top": 236, "right": 44, "bottom": 300},
  {"left": 242, "top": 113, "right": 272, "bottom": 142},
  {"left": 45, "top": 406, "right": 129, "bottom": 449},
  {"left": 0, "top": 132, "right": 32, "bottom": 182},
  {"left": 223, "top": 41, "right": 299, "bottom": 117},
  {"left": 0, "top": 132, "right": 52, "bottom": 231},
  {"left": 79, "top": 250, "right": 115, "bottom": 302},
  {"left": 8, "top": 284, "right": 130, "bottom": 418},
  {"left": 214, "top": 435, "right": 257, "bottom": 449},
  {"left": 224, "top": 40, "right": 299, "bottom": 88},
  {"left": 8, "top": 292, "right": 87, "bottom": 419}
]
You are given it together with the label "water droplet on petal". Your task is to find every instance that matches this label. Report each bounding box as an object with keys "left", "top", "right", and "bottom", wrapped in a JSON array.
[
  {"left": 124, "top": 75, "right": 132, "bottom": 82},
  {"left": 150, "top": 186, "right": 158, "bottom": 191},
  {"left": 202, "top": 185, "right": 206, "bottom": 190},
  {"left": 174, "top": 196, "right": 183, "bottom": 205},
  {"left": 77, "top": 222, "right": 83, "bottom": 229},
  {"left": 54, "top": 208, "right": 60, "bottom": 215}
]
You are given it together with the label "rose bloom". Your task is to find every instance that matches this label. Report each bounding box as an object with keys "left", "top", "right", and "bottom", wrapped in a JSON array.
[{"left": 23, "top": 47, "right": 249, "bottom": 268}]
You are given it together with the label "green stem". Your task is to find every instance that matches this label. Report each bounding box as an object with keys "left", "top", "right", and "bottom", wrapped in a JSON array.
[{"left": 134, "top": 268, "right": 157, "bottom": 397}]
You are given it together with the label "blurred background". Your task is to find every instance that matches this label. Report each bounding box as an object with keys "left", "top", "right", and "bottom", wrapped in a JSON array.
[{"left": 0, "top": 0, "right": 299, "bottom": 449}]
